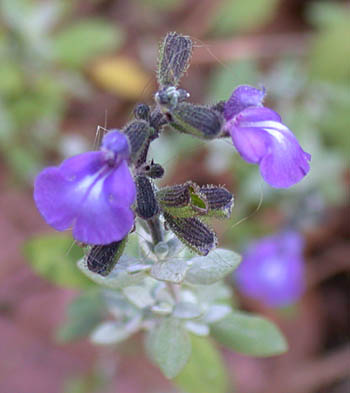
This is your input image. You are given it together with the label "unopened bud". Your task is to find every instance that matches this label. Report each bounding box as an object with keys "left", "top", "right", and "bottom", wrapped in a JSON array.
[
  {"left": 123, "top": 120, "right": 151, "bottom": 163},
  {"left": 157, "top": 181, "right": 208, "bottom": 218},
  {"left": 149, "top": 109, "right": 167, "bottom": 133},
  {"left": 136, "top": 175, "right": 159, "bottom": 219},
  {"left": 157, "top": 32, "right": 193, "bottom": 87},
  {"left": 199, "top": 185, "right": 234, "bottom": 218},
  {"left": 168, "top": 103, "right": 224, "bottom": 139},
  {"left": 134, "top": 104, "right": 150, "bottom": 121},
  {"left": 210, "top": 101, "right": 226, "bottom": 114},
  {"left": 87, "top": 238, "right": 126, "bottom": 276},
  {"left": 139, "top": 161, "right": 165, "bottom": 179},
  {"left": 163, "top": 213, "right": 217, "bottom": 256}
]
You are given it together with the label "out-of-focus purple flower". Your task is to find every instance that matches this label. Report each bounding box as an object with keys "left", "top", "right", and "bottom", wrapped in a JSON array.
[
  {"left": 224, "top": 85, "right": 311, "bottom": 188},
  {"left": 34, "top": 130, "right": 136, "bottom": 245},
  {"left": 235, "top": 230, "right": 305, "bottom": 307}
]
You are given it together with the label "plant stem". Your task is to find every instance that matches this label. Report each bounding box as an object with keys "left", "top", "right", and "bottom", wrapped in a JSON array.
[{"left": 147, "top": 216, "right": 163, "bottom": 245}]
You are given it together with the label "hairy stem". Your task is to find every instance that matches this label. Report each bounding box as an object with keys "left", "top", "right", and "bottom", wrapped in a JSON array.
[{"left": 147, "top": 216, "right": 163, "bottom": 245}]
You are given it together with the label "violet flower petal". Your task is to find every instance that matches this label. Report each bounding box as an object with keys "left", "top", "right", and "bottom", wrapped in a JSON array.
[
  {"left": 101, "top": 129, "right": 130, "bottom": 162},
  {"left": 224, "top": 85, "right": 265, "bottom": 121},
  {"left": 236, "top": 231, "right": 305, "bottom": 307},
  {"left": 226, "top": 107, "right": 311, "bottom": 188},
  {"left": 34, "top": 151, "right": 136, "bottom": 244}
]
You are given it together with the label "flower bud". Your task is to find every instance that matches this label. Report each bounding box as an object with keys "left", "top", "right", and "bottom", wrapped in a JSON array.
[
  {"left": 87, "top": 238, "right": 126, "bottom": 276},
  {"left": 168, "top": 102, "right": 224, "bottom": 139},
  {"left": 134, "top": 103, "right": 150, "bottom": 121},
  {"left": 135, "top": 175, "right": 159, "bottom": 219},
  {"left": 163, "top": 213, "right": 217, "bottom": 256},
  {"left": 123, "top": 120, "right": 151, "bottom": 163},
  {"left": 157, "top": 181, "right": 208, "bottom": 218},
  {"left": 139, "top": 161, "right": 165, "bottom": 179},
  {"left": 199, "top": 185, "right": 234, "bottom": 218},
  {"left": 149, "top": 109, "right": 167, "bottom": 132},
  {"left": 157, "top": 32, "right": 193, "bottom": 87}
]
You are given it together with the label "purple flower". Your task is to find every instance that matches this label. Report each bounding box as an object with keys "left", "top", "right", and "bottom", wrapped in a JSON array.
[
  {"left": 34, "top": 130, "right": 136, "bottom": 245},
  {"left": 235, "top": 230, "right": 305, "bottom": 307},
  {"left": 224, "top": 85, "right": 311, "bottom": 188}
]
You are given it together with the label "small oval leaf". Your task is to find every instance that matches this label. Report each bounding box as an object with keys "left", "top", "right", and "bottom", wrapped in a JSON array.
[
  {"left": 146, "top": 317, "right": 191, "bottom": 378},
  {"left": 211, "top": 311, "right": 288, "bottom": 356},
  {"left": 185, "top": 248, "right": 241, "bottom": 285},
  {"left": 174, "top": 335, "right": 229, "bottom": 393},
  {"left": 77, "top": 255, "right": 146, "bottom": 289}
]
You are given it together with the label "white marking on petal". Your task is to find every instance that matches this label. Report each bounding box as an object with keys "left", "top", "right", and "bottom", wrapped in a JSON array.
[
  {"left": 252, "top": 121, "right": 290, "bottom": 132},
  {"left": 264, "top": 128, "right": 287, "bottom": 145}
]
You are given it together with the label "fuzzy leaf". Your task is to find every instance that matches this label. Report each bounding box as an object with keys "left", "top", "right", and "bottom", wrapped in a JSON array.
[
  {"left": 185, "top": 248, "right": 241, "bottom": 285},
  {"left": 146, "top": 317, "right": 191, "bottom": 378},
  {"left": 211, "top": 311, "right": 288, "bottom": 356},
  {"left": 150, "top": 258, "right": 190, "bottom": 284},
  {"left": 173, "top": 302, "right": 202, "bottom": 319},
  {"left": 77, "top": 255, "right": 146, "bottom": 289},
  {"left": 90, "top": 321, "right": 130, "bottom": 345},
  {"left": 185, "top": 321, "right": 210, "bottom": 337},
  {"left": 174, "top": 335, "right": 229, "bottom": 393},
  {"left": 123, "top": 285, "right": 155, "bottom": 308}
]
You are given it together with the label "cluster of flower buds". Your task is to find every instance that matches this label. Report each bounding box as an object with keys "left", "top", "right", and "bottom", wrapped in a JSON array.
[{"left": 34, "top": 32, "right": 310, "bottom": 276}]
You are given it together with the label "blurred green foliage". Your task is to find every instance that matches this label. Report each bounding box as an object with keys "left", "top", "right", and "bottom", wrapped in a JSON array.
[
  {"left": 308, "top": 2, "right": 350, "bottom": 83},
  {"left": 174, "top": 335, "right": 230, "bottom": 393},
  {"left": 0, "top": 0, "right": 123, "bottom": 183},
  {"left": 211, "top": 312, "right": 287, "bottom": 356},
  {"left": 211, "top": 0, "right": 279, "bottom": 36},
  {"left": 24, "top": 233, "right": 93, "bottom": 289},
  {"left": 137, "top": 0, "right": 184, "bottom": 11},
  {"left": 57, "top": 290, "right": 106, "bottom": 342}
]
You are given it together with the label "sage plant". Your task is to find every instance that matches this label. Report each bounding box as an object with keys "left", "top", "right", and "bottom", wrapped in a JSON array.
[{"left": 33, "top": 33, "right": 311, "bottom": 380}]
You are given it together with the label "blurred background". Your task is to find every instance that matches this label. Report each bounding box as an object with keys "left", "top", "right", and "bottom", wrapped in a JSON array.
[{"left": 0, "top": 0, "right": 349, "bottom": 392}]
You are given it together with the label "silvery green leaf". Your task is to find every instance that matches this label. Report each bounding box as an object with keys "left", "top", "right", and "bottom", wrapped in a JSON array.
[
  {"left": 152, "top": 283, "right": 175, "bottom": 305},
  {"left": 174, "top": 335, "right": 229, "bottom": 393},
  {"left": 151, "top": 302, "right": 173, "bottom": 315},
  {"left": 185, "top": 321, "right": 210, "bottom": 337},
  {"left": 123, "top": 285, "right": 155, "bottom": 309},
  {"left": 91, "top": 314, "right": 141, "bottom": 345},
  {"left": 150, "top": 258, "right": 190, "bottom": 284},
  {"left": 146, "top": 317, "right": 191, "bottom": 379},
  {"left": 124, "top": 232, "right": 140, "bottom": 257},
  {"left": 179, "top": 289, "right": 198, "bottom": 304},
  {"left": 203, "top": 304, "right": 232, "bottom": 324},
  {"left": 77, "top": 255, "right": 146, "bottom": 289},
  {"left": 166, "top": 237, "right": 184, "bottom": 258},
  {"left": 154, "top": 241, "right": 170, "bottom": 260},
  {"left": 173, "top": 302, "right": 202, "bottom": 319},
  {"left": 185, "top": 249, "right": 241, "bottom": 285},
  {"left": 211, "top": 311, "right": 288, "bottom": 356},
  {"left": 90, "top": 321, "right": 131, "bottom": 345},
  {"left": 126, "top": 263, "right": 151, "bottom": 274},
  {"left": 192, "top": 282, "right": 232, "bottom": 304},
  {"left": 103, "top": 290, "right": 131, "bottom": 315}
]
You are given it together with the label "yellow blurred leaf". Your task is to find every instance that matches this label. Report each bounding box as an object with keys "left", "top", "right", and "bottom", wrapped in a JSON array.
[{"left": 91, "top": 56, "right": 152, "bottom": 100}]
